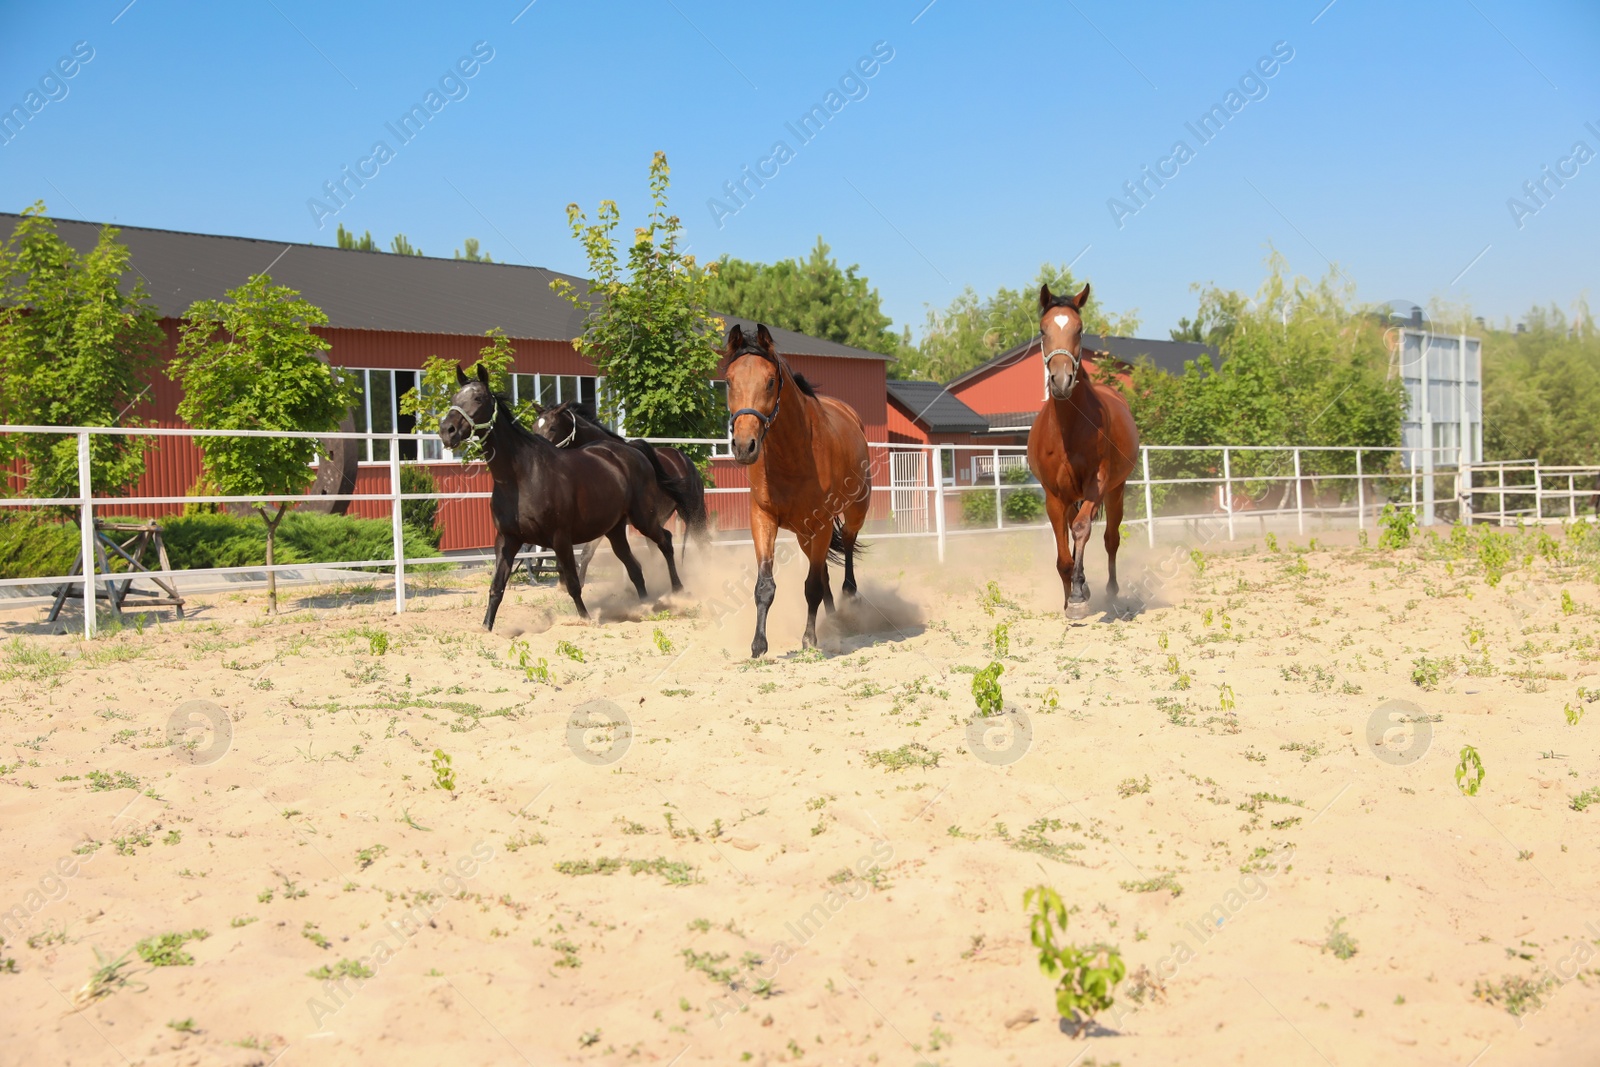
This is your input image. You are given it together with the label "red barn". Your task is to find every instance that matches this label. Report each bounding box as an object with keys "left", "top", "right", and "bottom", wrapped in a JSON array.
[{"left": 0, "top": 213, "right": 893, "bottom": 548}]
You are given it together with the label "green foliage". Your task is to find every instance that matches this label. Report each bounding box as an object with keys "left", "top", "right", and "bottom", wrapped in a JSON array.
[
  {"left": 135, "top": 928, "right": 209, "bottom": 967},
  {"left": 1410, "top": 655, "right": 1451, "bottom": 690},
  {"left": 507, "top": 638, "right": 550, "bottom": 683},
  {"left": 307, "top": 958, "right": 374, "bottom": 981},
  {"left": 1129, "top": 254, "right": 1405, "bottom": 492},
  {"left": 1455, "top": 744, "right": 1485, "bottom": 796},
  {"left": 430, "top": 748, "right": 455, "bottom": 792},
  {"left": 555, "top": 640, "right": 585, "bottom": 662},
  {"left": 1476, "top": 528, "right": 1513, "bottom": 586},
  {"left": 1474, "top": 972, "right": 1556, "bottom": 1017},
  {"left": 551, "top": 152, "right": 722, "bottom": 464},
  {"left": 1321, "top": 917, "right": 1358, "bottom": 960},
  {"left": 896, "top": 264, "right": 1140, "bottom": 383},
  {"left": 400, "top": 328, "right": 522, "bottom": 460},
  {"left": 990, "top": 623, "right": 1010, "bottom": 658},
  {"left": 1023, "top": 884, "right": 1125, "bottom": 1037},
  {"left": 1379, "top": 504, "right": 1417, "bottom": 549},
  {"left": 961, "top": 486, "right": 997, "bottom": 527},
  {"left": 398, "top": 465, "right": 442, "bottom": 548},
  {"left": 390, "top": 234, "right": 422, "bottom": 256},
  {"left": 1570, "top": 786, "right": 1600, "bottom": 812},
  {"left": 971, "top": 661, "right": 1004, "bottom": 717},
  {"left": 335, "top": 224, "right": 377, "bottom": 251},
  {"left": 170, "top": 274, "right": 359, "bottom": 611},
  {"left": 1474, "top": 301, "right": 1600, "bottom": 463},
  {"left": 453, "top": 238, "right": 492, "bottom": 263},
  {"left": 704, "top": 237, "right": 901, "bottom": 357},
  {"left": 0, "top": 202, "right": 163, "bottom": 500}
]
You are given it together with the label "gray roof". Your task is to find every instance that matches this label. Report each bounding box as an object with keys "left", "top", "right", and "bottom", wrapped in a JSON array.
[
  {"left": 945, "top": 332, "right": 1218, "bottom": 387},
  {"left": 0, "top": 213, "right": 891, "bottom": 361},
  {"left": 884, "top": 379, "right": 989, "bottom": 433}
]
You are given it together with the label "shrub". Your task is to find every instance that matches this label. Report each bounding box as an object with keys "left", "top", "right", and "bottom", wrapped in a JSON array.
[
  {"left": 398, "top": 465, "right": 442, "bottom": 548},
  {"left": 962, "top": 487, "right": 996, "bottom": 527},
  {"left": 1024, "top": 884, "right": 1125, "bottom": 1037},
  {"left": 1378, "top": 503, "right": 1416, "bottom": 550}
]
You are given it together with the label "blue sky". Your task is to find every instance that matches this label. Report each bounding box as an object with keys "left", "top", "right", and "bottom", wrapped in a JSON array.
[{"left": 2, "top": 0, "right": 1595, "bottom": 340}]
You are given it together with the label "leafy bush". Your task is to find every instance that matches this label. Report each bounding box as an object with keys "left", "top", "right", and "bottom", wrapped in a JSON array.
[
  {"left": 0, "top": 508, "right": 442, "bottom": 580},
  {"left": 1378, "top": 503, "right": 1416, "bottom": 549},
  {"left": 961, "top": 487, "right": 996, "bottom": 527},
  {"left": 1024, "top": 884, "right": 1125, "bottom": 1037},
  {"left": 399, "top": 465, "right": 442, "bottom": 548}
]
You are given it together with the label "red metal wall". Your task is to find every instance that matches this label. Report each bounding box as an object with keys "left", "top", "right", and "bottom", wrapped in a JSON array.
[{"left": 947, "top": 343, "right": 1124, "bottom": 421}]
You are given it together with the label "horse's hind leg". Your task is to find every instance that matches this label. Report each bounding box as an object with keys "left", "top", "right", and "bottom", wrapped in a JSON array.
[
  {"left": 801, "top": 534, "right": 830, "bottom": 648},
  {"left": 640, "top": 515, "right": 683, "bottom": 594},
  {"left": 605, "top": 523, "right": 650, "bottom": 600},
  {"left": 1102, "top": 488, "right": 1124, "bottom": 606},
  {"left": 553, "top": 538, "right": 589, "bottom": 618}
]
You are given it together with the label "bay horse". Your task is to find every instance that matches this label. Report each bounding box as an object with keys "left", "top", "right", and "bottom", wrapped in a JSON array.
[
  {"left": 532, "top": 401, "right": 710, "bottom": 548},
  {"left": 723, "top": 324, "right": 871, "bottom": 657},
  {"left": 1026, "top": 283, "right": 1141, "bottom": 618},
  {"left": 438, "top": 364, "right": 685, "bottom": 628}
]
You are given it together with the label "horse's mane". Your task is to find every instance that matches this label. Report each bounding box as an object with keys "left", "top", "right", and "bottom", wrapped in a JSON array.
[
  {"left": 564, "top": 402, "right": 628, "bottom": 442},
  {"left": 791, "top": 371, "right": 818, "bottom": 398},
  {"left": 728, "top": 343, "right": 819, "bottom": 399},
  {"left": 490, "top": 389, "right": 540, "bottom": 443}
]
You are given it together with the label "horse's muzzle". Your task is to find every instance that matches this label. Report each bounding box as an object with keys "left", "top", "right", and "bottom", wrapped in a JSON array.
[{"left": 731, "top": 434, "right": 760, "bottom": 465}]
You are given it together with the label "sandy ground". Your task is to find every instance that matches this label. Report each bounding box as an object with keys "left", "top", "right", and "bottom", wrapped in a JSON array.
[{"left": 1, "top": 522, "right": 1598, "bottom": 1067}]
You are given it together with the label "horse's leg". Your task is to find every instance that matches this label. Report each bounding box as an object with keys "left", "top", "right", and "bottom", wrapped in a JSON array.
[
  {"left": 749, "top": 509, "right": 778, "bottom": 658},
  {"left": 1043, "top": 491, "right": 1074, "bottom": 614},
  {"left": 1067, "top": 499, "right": 1095, "bottom": 618},
  {"left": 605, "top": 522, "right": 650, "bottom": 600},
  {"left": 483, "top": 534, "right": 521, "bottom": 631},
  {"left": 801, "top": 532, "right": 830, "bottom": 648},
  {"left": 552, "top": 537, "right": 588, "bottom": 618},
  {"left": 1102, "top": 487, "right": 1124, "bottom": 607},
  {"left": 576, "top": 541, "right": 596, "bottom": 585},
  {"left": 643, "top": 517, "right": 683, "bottom": 595}
]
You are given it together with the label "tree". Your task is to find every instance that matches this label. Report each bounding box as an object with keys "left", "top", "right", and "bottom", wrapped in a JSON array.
[
  {"left": 454, "top": 238, "right": 492, "bottom": 263},
  {"left": 703, "top": 237, "right": 901, "bottom": 356},
  {"left": 390, "top": 233, "right": 422, "bottom": 256},
  {"left": 895, "top": 263, "right": 1142, "bottom": 382},
  {"left": 335, "top": 224, "right": 378, "bottom": 251},
  {"left": 1471, "top": 301, "right": 1599, "bottom": 464},
  {"left": 169, "top": 275, "right": 358, "bottom": 612},
  {"left": 400, "top": 328, "right": 523, "bottom": 458},
  {"left": 550, "top": 151, "right": 723, "bottom": 463},
  {"left": 0, "top": 201, "right": 162, "bottom": 503}
]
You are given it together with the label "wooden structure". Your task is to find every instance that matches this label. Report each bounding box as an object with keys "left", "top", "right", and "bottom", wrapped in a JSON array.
[{"left": 47, "top": 520, "right": 185, "bottom": 626}]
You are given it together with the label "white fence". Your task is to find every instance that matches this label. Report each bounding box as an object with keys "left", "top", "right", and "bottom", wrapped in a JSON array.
[{"left": 3, "top": 424, "right": 1595, "bottom": 639}]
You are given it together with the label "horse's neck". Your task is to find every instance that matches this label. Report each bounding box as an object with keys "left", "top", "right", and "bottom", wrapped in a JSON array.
[
  {"left": 484, "top": 419, "right": 543, "bottom": 485},
  {"left": 765, "top": 372, "right": 815, "bottom": 458},
  {"left": 1051, "top": 379, "right": 1102, "bottom": 430}
]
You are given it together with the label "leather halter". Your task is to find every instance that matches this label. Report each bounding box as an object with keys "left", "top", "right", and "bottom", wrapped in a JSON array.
[
  {"left": 448, "top": 395, "right": 498, "bottom": 439},
  {"left": 1040, "top": 306, "right": 1084, "bottom": 396},
  {"left": 549, "top": 407, "right": 578, "bottom": 448},
  {"left": 726, "top": 346, "right": 784, "bottom": 444}
]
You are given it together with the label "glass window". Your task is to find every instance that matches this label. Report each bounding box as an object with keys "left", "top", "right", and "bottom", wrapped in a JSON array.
[
  {"left": 369, "top": 369, "right": 394, "bottom": 461},
  {"left": 348, "top": 370, "right": 369, "bottom": 462},
  {"left": 559, "top": 375, "right": 579, "bottom": 405},
  {"left": 514, "top": 374, "right": 537, "bottom": 407},
  {"left": 540, "top": 375, "right": 558, "bottom": 409}
]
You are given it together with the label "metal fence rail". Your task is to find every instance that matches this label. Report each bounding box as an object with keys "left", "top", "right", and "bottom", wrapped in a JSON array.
[{"left": 4, "top": 424, "right": 1591, "bottom": 639}]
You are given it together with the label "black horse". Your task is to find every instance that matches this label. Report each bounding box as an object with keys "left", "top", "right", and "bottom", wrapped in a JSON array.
[
  {"left": 438, "top": 365, "right": 689, "bottom": 627},
  {"left": 532, "top": 401, "right": 710, "bottom": 549}
]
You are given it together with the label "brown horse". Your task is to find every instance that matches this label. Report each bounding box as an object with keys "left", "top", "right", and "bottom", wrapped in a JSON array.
[
  {"left": 1026, "top": 283, "right": 1141, "bottom": 618},
  {"left": 723, "top": 324, "right": 871, "bottom": 656},
  {"left": 438, "top": 364, "right": 683, "bottom": 628},
  {"left": 531, "top": 401, "right": 710, "bottom": 548}
]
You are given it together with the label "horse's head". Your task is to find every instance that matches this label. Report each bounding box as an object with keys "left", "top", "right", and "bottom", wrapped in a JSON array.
[
  {"left": 439, "top": 363, "right": 498, "bottom": 450},
  {"left": 721, "top": 322, "right": 783, "bottom": 466},
  {"left": 1039, "top": 282, "right": 1091, "bottom": 400},
  {"left": 532, "top": 400, "right": 579, "bottom": 447}
]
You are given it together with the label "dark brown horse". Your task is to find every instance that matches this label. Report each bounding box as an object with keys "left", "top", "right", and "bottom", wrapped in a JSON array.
[
  {"left": 531, "top": 401, "right": 710, "bottom": 547},
  {"left": 1026, "top": 283, "right": 1140, "bottom": 618},
  {"left": 438, "top": 364, "right": 684, "bottom": 628},
  {"left": 723, "top": 324, "right": 871, "bottom": 656}
]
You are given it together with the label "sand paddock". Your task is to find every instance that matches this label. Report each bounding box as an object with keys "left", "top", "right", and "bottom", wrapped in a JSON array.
[{"left": 1, "top": 523, "right": 1598, "bottom": 1066}]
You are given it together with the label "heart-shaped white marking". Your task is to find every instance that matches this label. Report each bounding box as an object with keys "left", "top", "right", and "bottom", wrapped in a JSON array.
[{"left": 1053, "top": 314, "right": 1072, "bottom": 327}]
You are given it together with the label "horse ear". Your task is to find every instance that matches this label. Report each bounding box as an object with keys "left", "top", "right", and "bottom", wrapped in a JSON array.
[
  {"left": 476, "top": 362, "right": 490, "bottom": 385},
  {"left": 725, "top": 324, "right": 745, "bottom": 353},
  {"left": 456, "top": 364, "right": 470, "bottom": 387},
  {"left": 756, "top": 323, "right": 775, "bottom": 351},
  {"left": 1072, "top": 282, "right": 1091, "bottom": 310},
  {"left": 1038, "top": 284, "right": 1054, "bottom": 313}
]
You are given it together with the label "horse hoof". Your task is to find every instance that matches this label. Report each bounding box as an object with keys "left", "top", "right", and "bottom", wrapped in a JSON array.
[
  {"left": 1065, "top": 601, "right": 1091, "bottom": 620},
  {"left": 751, "top": 638, "right": 768, "bottom": 658}
]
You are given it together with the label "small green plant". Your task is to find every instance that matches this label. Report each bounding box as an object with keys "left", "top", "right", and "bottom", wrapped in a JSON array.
[
  {"left": 555, "top": 639, "right": 585, "bottom": 662},
  {"left": 1217, "top": 683, "right": 1236, "bottom": 712},
  {"left": 1565, "top": 703, "right": 1586, "bottom": 727},
  {"left": 1570, "top": 786, "right": 1600, "bottom": 812},
  {"left": 431, "top": 749, "right": 456, "bottom": 792},
  {"left": 1321, "top": 917, "right": 1358, "bottom": 960},
  {"left": 355, "top": 844, "right": 388, "bottom": 870},
  {"left": 136, "top": 929, "right": 209, "bottom": 968},
  {"left": 866, "top": 743, "right": 941, "bottom": 771},
  {"left": 1378, "top": 504, "right": 1416, "bottom": 550},
  {"left": 1455, "top": 745, "right": 1485, "bottom": 797},
  {"left": 507, "top": 638, "right": 550, "bottom": 683},
  {"left": 1024, "top": 884, "right": 1125, "bottom": 1038},
  {"left": 1117, "top": 775, "right": 1151, "bottom": 799},
  {"left": 1476, "top": 528, "right": 1513, "bottom": 586},
  {"left": 1561, "top": 590, "right": 1576, "bottom": 615},
  {"left": 1265, "top": 532, "right": 1279, "bottom": 553},
  {"left": 1474, "top": 972, "right": 1555, "bottom": 1016},
  {"left": 301, "top": 922, "right": 331, "bottom": 950},
  {"left": 1189, "top": 548, "right": 1205, "bottom": 575},
  {"left": 653, "top": 627, "right": 673, "bottom": 655},
  {"left": 368, "top": 631, "right": 389, "bottom": 656},
  {"left": 1411, "top": 656, "right": 1451, "bottom": 690},
  {"left": 77, "top": 948, "right": 143, "bottom": 1004},
  {"left": 167, "top": 1018, "right": 198, "bottom": 1033},
  {"left": 971, "top": 661, "right": 1004, "bottom": 717},
  {"left": 1119, "top": 871, "right": 1182, "bottom": 897},
  {"left": 991, "top": 623, "right": 1009, "bottom": 658},
  {"left": 307, "top": 958, "right": 374, "bottom": 981}
]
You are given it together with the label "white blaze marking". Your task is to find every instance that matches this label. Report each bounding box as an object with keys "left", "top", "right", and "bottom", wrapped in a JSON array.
[{"left": 1053, "top": 314, "right": 1072, "bottom": 327}]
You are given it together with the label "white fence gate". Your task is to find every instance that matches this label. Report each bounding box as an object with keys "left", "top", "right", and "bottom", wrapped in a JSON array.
[{"left": 889, "top": 449, "right": 929, "bottom": 533}]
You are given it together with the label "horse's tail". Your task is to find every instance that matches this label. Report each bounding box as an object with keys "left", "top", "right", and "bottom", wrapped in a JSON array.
[
  {"left": 632, "top": 440, "right": 709, "bottom": 543},
  {"left": 828, "top": 519, "right": 867, "bottom": 566}
]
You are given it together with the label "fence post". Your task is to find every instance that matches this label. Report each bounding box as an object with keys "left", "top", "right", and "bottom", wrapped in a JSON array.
[
  {"left": 390, "top": 438, "right": 406, "bottom": 614},
  {"left": 1533, "top": 460, "right": 1542, "bottom": 524},
  {"left": 1142, "top": 446, "right": 1154, "bottom": 548},
  {"left": 992, "top": 448, "right": 1002, "bottom": 530},
  {"left": 1355, "top": 449, "right": 1365, "bottom": 531},
  {"left": 1222, "top": 447, "right": 1234, "bottom": 541},
  {"left": 1293, "top": 448, "right": 1304, "bottom": 536},
  {"left": 77, "top": 431, "right": 95, "bottom": 640},
  {"left": 933, "top": 446, "right": 946, "bottom": 563},
  {"left": 1570, "top": 474, "right": 1577, "bottom": 520},
  {"left": 1497, "top": 464, "right": 1505, "bottom": 525}
]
